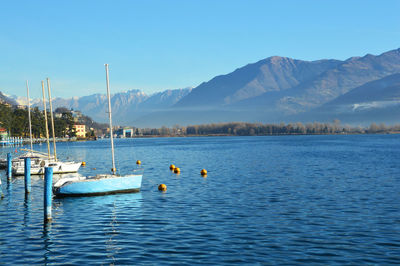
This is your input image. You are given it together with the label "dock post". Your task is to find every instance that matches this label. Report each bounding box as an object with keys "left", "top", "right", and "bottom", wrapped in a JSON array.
[
  {"left": 6, "top": 153, "right": 12, "bottom": 180},
  {"left": 44, "top": 167, "right": 53, "bottom": 222},
  {"left": 0, "top": 177, "right": 3, "bottom": 198},
  {"left": 24, "top": 157, "right": 31, "bottom": 194}
]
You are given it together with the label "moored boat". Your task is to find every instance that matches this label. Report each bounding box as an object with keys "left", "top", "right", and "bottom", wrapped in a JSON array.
[
  {"left": 53, "top": 64, "right": 142, "bottom": 197},
  {"left": 0, "top": 150, "right": 51, "bottom": 169},
  {"left": 53, "top": 172, "right": 142, "bottom": 197},
  {"left": 12, "top": 160, "right": 82, "bottom": 175},
  {"left": 9, "top": 80, "right": 81, "bottom": 176}
]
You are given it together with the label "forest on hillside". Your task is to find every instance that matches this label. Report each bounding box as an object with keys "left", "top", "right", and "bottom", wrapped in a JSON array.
[
  {"left": 0, "top": 104, "right": 107, "bottom": 138},
  {"left": 0, "top": 104, "right": 76, "bottom": 138}
]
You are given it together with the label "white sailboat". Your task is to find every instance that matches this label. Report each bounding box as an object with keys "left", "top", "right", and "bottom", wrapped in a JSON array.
[
  {"left": 12, "top": 79, "right": 81, "bottom": 175},
  {"left": 0, "top": 81, "right": 53, "bottom": 169},
  {"left": 53, "top": 64, "right": 142, "bottom": 197}
]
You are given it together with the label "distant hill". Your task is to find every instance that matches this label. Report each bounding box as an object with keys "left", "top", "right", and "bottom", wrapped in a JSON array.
[
  {"left": 5, "top": 48, "right": 400, "bottom": 127},
  {"left": 24, "top": 88, "right": 192, "bottom": 125},
  {"left": 176, "top": 57, "right": 342, "bottom": 107},
  {"left": 175, "top": 48, "right": 400, "bottom": 112},
  {"left": 0, "top": 92, "right": 18, "bottom": 106},
  {"left": 297, "top": 73, "right": 400, "bottom": 124},
  {"left": 136, "top": 48, "right": 400, "bottom": 126},
  {"left": 275, "top": 49, "right": 400, "bottom": 113}
]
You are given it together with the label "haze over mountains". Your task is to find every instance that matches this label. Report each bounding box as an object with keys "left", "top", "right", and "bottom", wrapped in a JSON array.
[
  {"left": 7, "top": 88, "right": 192, "bottom": 125},
  {"left": 4, "top": 48, "right": 400, "bottom": 127},
  {"left": 303, "top": 73, "right": 400, "bottom": 124}
]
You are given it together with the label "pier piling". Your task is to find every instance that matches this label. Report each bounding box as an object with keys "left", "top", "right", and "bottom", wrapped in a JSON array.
[
  {"left": 24, "top": 157, "right": 31, "bottom": 194},
  {"left": 6, "top": 153, "right": 12, "bottom": 180},
  {"left": 0, "top": 177, "right": 3, "bottom": 198},
  {"left": 44, "top": 167, "right": 53, "bottom": 222}
]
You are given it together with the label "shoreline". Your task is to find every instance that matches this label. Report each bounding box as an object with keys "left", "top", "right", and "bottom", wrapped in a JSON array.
[{"left": 97, "top": 131, "right": 400, "bottom": 139}]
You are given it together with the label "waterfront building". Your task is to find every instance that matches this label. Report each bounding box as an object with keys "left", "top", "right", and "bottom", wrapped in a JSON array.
[{"left": 73, "top": 124, "right": 86, "bottom": 138}]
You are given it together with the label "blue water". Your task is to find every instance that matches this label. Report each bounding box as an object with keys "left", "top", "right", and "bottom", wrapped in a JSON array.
[{"left": 1, "top": 135, "right": 400, "bottom": 264}]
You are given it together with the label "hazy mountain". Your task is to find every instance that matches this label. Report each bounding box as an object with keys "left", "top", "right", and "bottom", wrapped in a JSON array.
[
  {"left": 275, "top": 48, "right": 400, "bottom": 113},
  {"left": 176, "top": 49, "right": 400, "bottom": 113},
  {"left": 5, "top": 48, "right": 400, "bottom": 127},
  {"left": 176, "top": 57, "right": 342, "bottom": 108},
  {"left": 139, "top": 48, "right": 400, "bottom": 126},
  {"left": 27, "top": 88, "right": 192, "bottom": 125},
  {"left": 0, "top": 92, "right": 19, "bottom": 106},
  {"left": 298, "top": 73, "right": 400, "bottom": 124}
]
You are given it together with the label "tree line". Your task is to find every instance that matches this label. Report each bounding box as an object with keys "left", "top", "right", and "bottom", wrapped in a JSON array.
[
  {"left": 138, "top": 121, "right": 400, "bottom": 136},
  {"left": 0, "top": 103, "right": 76, "bottom": 138},
  {"left": 2, "top": 101, "right": 398, "bottom": 138}
]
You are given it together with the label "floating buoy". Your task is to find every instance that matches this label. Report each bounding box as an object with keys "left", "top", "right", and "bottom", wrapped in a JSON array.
[
  {"left": 92, "top": 168, "right": 96, "bottom": 170},
  {"left": 111, "top": 168, "right": 116, "bottom": 172},
  {"left": 174, "top": 167, "right": 180, "bottom": 174},
  {"left": 136, "top": 160, "right": 141, "bottom": 165},
  {"left": 169, "top": 164, "right": 175, "bottom": 170},
  {"left": 200, "top": 169, "right": 207, "bottom": 176},
  {"left": 81, "top": 161, "right": 86, "bottom": 166},
  {"left": 158, "top": 184, "right": 167, "bottom": 191}
]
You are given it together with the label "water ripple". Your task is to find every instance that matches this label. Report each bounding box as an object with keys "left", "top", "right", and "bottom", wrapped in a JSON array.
[{"left": 1, "top": 135, "right": 400, "bottom": 264}]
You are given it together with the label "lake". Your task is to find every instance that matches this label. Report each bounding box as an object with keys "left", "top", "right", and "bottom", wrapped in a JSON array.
[{"left": 0, "top": 135, "right": 400, "bottom": 264}]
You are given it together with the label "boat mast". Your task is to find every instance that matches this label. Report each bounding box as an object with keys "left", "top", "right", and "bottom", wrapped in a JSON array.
[
  {"left": 41, "top": 81, "right": 51, "bottom": 161},
  {"left": 105, "top": 64, "right": 116, "bottom": 175},
  {"left": 26, "top": 80, "right": 33, "bottom": 152},
  {"left": 46, "top": 78, "right": 57, "bottom": 161}
]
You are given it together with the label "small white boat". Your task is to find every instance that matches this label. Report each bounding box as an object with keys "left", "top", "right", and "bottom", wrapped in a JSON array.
[
  {"left": 9, "top": 149, "right": 80, "bottom": 176},
  {"left": 12, "top": 160, "right": 82, "bottom": 175},
  {"left": 10, "top": 80, "right": 81, "bottom": 176},
  {"left": 0, "top": 82, "right": 40, "bottom": 169},
  {"left": 53, "top": 64, "right": 142, "bottom": 197},
  {"left": 0, "top": 150, "right": 51, "bottom": 169},
  {"left": 6, "top": 149, "right": 52, "bottom": 169}
]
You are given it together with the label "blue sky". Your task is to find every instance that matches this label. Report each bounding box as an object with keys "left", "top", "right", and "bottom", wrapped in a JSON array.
[{"left": 1, "top": 0, "right": 399, "bottom": 99}]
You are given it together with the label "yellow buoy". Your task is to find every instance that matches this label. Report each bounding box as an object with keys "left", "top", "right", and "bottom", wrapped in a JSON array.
[
  {"left": 111, "top": 168, "right": 116, "bottom": 172},
  {"left": 158, "top": 184, "right": 167, "bottom": 191},
  {"left": 200, "top": 169, "right": 207, "bottom": 175},
  {"left": 136, "top": 160, "right": 141, "bottom": 165},
  {"left": 81, "top": 161, "right": 86, "bottom": 166},
  {"left": 174, "top": 167, "right": 180, "bottom": 174},
  {"left": 169, "top": 164, "right": 175, "bottom": 170}
]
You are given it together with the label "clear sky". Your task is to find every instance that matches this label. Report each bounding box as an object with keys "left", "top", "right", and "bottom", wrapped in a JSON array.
[{"left": 1, "top": 0, "right": 399, "bottom": 99}]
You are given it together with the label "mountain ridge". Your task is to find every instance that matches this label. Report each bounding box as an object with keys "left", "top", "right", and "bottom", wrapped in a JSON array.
[
  {"left": 3, "top": 48, "right": 400, "bottom": 127},
  {"left": 7, "top": 88, "right": 192, "bottom": 125},
  {"left": 296, "top": 73, "right": 400, "bottom": 124}
]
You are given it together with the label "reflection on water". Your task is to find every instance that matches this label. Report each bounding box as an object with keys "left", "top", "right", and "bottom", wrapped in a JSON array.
[
  {"left": 105, "top": 202, "right": 119, "bottom": 264},
  {"left": 23, "top": 194, "right": 31, "bottom": 228},
  {"left": 6, "top": 180, "right": 12, "bottom": 204},
  {"left": 0, "top": 136, "right": 400, "bottom": 264},
  {"left": 52, "top": 193, "right": 143, "bottom": 264},
  {"left": 42, "top": 223, "right": 52, "bottom": 266}
]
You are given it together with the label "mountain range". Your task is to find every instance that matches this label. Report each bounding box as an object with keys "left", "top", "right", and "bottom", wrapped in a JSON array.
[
  {"left": 7, "top": 88, "right": 192, "bottom": 125},
  {"left": 4, "top": 48, "right": 400, "bottom": 127}
]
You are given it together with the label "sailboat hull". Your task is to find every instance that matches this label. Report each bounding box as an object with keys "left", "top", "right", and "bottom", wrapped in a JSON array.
[
  {"left": 53, "top": 65, "right": 144, "bottom": 198},
  {"left": 54, "top": 174, "right": 142, "bottom": 197},
  {"left": 12, "top": 161, "right": 81, "bottom": 176}
]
